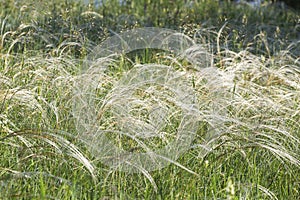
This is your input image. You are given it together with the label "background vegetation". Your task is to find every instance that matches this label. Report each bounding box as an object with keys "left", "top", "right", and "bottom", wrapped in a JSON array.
[{"left": 0, "top": 0, "right": 300, "bottom": 199}]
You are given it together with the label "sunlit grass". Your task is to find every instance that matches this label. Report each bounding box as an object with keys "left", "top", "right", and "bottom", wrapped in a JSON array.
[{"left": 0, "top": 0, "right": 300, "bottom": 199}]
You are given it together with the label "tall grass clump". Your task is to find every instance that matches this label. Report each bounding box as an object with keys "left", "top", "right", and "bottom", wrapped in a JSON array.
[
  {"left": 0, "top": 0, "right": 300, "bottom": 199},
  {"left": 0, "top": 46, "right": 96, "bottom": 199}
]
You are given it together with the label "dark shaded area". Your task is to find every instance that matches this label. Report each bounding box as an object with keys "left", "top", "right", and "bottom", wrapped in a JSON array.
[{"left": 279, "top": 0, "right": 300, "bottom": 9}]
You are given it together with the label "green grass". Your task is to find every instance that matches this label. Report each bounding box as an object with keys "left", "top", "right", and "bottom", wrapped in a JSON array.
[{"left": 1, "top": 0, "right": 300, "bottom": 199}]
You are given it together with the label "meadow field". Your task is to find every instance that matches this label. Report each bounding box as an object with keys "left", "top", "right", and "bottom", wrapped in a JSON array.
[{"left": 0, "top": 0, "right": 300, "bottom": 199}]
